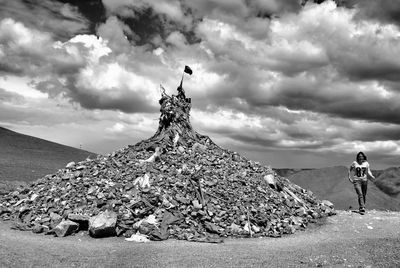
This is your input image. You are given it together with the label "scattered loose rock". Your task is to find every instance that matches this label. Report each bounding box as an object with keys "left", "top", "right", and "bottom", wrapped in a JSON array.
[{"left": 0, "top": 82, "right": 335, "bottom": 242}]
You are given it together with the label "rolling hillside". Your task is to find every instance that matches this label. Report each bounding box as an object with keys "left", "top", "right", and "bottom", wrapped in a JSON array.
[
  {"left": 287, "top": 166, "right": 400, "bottom": 211},
  {"left": 374, "top": 167, "right": 400, "bottom": 197},
  {"left": 0, "top": 126, "right": 97, "bottom": 183}
]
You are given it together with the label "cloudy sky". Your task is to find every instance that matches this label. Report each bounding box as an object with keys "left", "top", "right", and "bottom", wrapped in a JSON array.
[{"left": 0, "top": 0, "right": 399, "bottom": 169}]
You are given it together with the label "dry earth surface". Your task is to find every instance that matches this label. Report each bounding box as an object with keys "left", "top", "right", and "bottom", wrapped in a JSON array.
[{"left": 1, "top": 210, "right": 399, "bottom": 268}]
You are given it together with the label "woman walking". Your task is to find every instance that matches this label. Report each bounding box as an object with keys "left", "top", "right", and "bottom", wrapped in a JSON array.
[{"left": 348, "top": 152, "right": 376, "bottom": 215}]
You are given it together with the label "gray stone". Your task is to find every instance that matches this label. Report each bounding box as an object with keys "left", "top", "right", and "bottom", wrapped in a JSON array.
[
  {"left": 50, "top": 212, "right": 62, "bottom": 225},
  {"left": 205, "top": 221, "right": 222, "bottom": 234},
  {"left": 68, "top": 214, "right": 89, "bottom": 222},
  {"left": 192, "top": 200, "right": 202, "bottom": 209},
  {"left": 89, "top": 210, "right": 117, "bottom": 238},
  {"left": 32, "top": 223, "right": 44, "bottom": 234},
  {"left": 75, "top": 165, "right": 86, "bottom": 170},
  {"left": 228, "top": 223, "right": 242, "bottom": 234},
  {"left": 321, "top": 200, "right": 334, "bottom": 208},
  {"left": 68, "top": 214, "right": 90, "bottom": 230},
  {"left": 66, "top": 162, "right": 75, "bottom": 168},
  {"left": 54, "top": 219, "right": 79, "bottom": 237},
  {"left": 177, "top": 146, "right": 185, "bottom": 153}
]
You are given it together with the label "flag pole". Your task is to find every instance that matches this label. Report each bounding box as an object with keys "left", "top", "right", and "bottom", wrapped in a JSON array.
[
  {"left": 180, "top": 72, "right": 184, "bottom": 88},
  {"left": 180, "top": 65, "right": 192, "bottom": 89}
]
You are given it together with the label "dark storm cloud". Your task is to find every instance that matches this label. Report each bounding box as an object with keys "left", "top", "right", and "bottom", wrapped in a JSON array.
[
  {"left": 99, "top": 0, "right": 306, "bottom": 47},
  {"left": 0, "top": 62, "right": 24, "bottom": 75},
  {"left": 331, "top": 47, "right": 400, "bottom": 82},
  {"left": 227, "top": 133, "right": 281, "bottom": 148},
  {"left": 68, "top": 87, "right": 157, "bottom": 114},
  {"left": 201, "top": 122, "right": 279, "bottom": 149},
  {"left": 227, "top": 132, "right": 332, "bottom": 150},
  {"left": 353, "top": 125, "right": 400, "bottom": 142},
  {"left": 198, "top": 63, "right": 261, "bottom": 107},
  {"left": 200, "top": 125, "right": 283, "bottom": 150},
  {"left": 186, "top": 0, "right": 303, "bottom": 19},
  {"left": 320, "top": 99, "right": 400, "bottom": 125},
  {"left": 353, "top": 0, "right": 400, "bottom": 27},
  {"left": 34, "top": 72, "right": 157, "bottom": 114},
  {"left": 344, "top": 64, "right": 400, "bottom": 82},
  {"left": 105, "top": 1, "right": 205, "bottom": 49},
  {"left": 117, "top": 9, "right": 166, "bottom": 45},
  {"left": 193, "top": 104, "right": 343, "bottom": 153},
  {"left": 264, "top": 77, "right": 400, "bottom": 125},
  {"left": 56, "top": 0, "right": 106, "bottom": 33},
  {"left": 267, "top": 53, "right": 328, "bottom": 77},
  {"left": 0, "top": 0, "right": 91, "bottom": 41}
]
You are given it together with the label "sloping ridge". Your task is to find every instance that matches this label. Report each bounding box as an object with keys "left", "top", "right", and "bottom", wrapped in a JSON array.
[
  {"left": 288, "top": 166, "right": 400, "bottom": 211},
  {"left": 0, "top": 126, "right": 96, "bottom": 182},
  {"left": 375, "top": 167, "right": 400, "bottom": 197},
  {"left": 0, "top": 84, "right": 335, "bottom": 242}
]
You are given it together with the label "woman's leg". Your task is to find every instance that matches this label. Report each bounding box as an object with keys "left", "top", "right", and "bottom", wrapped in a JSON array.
[
  {"left": 353, "top": 181, "right": 365, "bottom": 211},
  {"left": 361, "top": 180, "right": 368, "bottom": 210}
]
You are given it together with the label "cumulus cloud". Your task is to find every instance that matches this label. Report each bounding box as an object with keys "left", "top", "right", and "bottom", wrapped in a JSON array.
[
  {"left": 97, "top": 16, "right": 134, "bottom": 53},
  {"left": 0, "top": 18, "right": 86, "bottom": 77},
  {"left": 106, "top": 122, "right": 126, "bottom": 133},
  {"left": 35, "top": 34, "right": 160, "bottom": 113},
  {"left": 189, "top": 1, "right": 400, "bottom": 124},
  {"left": 0, "top": 18, "right": 162, "bottom": 113},
  {"left": 268, "top": 1, "right": 400, "bottom": 80},
  {"left": 2, "top": 0, "right": 400, "bottom": 168}
]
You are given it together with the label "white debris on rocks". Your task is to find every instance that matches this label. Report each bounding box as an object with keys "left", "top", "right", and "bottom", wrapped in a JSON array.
[{"left": 0, "top": 82, "right": 335, "bottom": 242}]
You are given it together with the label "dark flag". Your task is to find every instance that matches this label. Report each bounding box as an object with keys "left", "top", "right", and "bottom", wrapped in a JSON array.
[{"left": 184, "top": 65, "right": 193, "bottom": 75}]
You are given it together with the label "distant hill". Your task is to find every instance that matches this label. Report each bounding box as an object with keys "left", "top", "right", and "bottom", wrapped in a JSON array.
[
  {"left": 0, "top": 126, "right": 97, "bottom": 183},
  {"left": 274, "top": 168, "right": 313, "bottom": 178},
  {"left": 375, "top": 167, "right": 400, "bottom": 197},
  {"left": 287, "top": 166, "right": 400, "bottom": 211}
]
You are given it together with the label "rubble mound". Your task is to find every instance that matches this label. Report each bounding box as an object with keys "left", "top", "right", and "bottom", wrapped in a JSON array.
[{"left": 0, "top": 84, "right": 335, "bottom": 242}]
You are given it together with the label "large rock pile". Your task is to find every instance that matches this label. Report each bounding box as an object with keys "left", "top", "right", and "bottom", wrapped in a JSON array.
[{"left": 0, "top": 82, "right": 335, "bottom": 242}]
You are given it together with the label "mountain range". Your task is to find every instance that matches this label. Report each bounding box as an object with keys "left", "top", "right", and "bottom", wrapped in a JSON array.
[{"left": 1, "top": 126, "right": 399, "bottom": 211}]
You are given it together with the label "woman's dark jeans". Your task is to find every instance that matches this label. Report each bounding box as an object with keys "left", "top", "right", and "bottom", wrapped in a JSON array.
[{"left": 353, "top": 180, "right": 368, "bottom": 211}]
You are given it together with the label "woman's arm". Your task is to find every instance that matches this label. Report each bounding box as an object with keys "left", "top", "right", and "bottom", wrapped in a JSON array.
[
  {"left": 348, "top": 163, "right": 354, "bottom": 183},
  {"left": 367, "top": 162, "right": 376, "bottom": 181}
]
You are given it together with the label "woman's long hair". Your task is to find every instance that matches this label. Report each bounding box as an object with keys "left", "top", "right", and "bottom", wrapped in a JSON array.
[{"left": 356, "top": 151, "right": 367, "bottom": 161}]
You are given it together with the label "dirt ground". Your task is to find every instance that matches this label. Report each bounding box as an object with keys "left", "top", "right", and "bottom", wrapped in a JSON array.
[{"left": 1, "top": 210, "right": 400, "bottom": 268}]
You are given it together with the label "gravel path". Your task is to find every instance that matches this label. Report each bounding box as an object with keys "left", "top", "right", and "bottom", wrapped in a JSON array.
[{"left": 1, "top": 210, "right": 400, "bottom": 267}]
